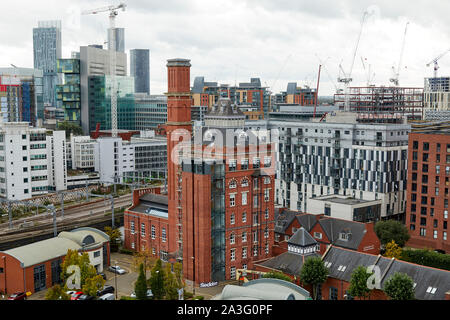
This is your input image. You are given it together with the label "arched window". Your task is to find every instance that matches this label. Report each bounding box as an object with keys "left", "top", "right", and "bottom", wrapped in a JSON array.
[
  {"left": 229, "top": 179, "right": 237, "bottom": 189},
  {"left": 241, "top": 178, "right": 249, "bottom": 187}
]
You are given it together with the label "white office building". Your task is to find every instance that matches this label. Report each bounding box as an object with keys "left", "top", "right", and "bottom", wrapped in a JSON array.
[{"left": 0, "top": 122, "right": 67, "bottom": 200}]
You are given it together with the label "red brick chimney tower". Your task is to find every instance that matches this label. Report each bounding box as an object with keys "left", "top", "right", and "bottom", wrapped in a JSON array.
[{"left": 166, "top": 58, "right": 192, "bottom": 258}]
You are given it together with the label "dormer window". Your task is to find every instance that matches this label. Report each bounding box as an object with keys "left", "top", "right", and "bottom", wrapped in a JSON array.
[{"left": 339, "top": 231, "right": 351, "bottom": 241}]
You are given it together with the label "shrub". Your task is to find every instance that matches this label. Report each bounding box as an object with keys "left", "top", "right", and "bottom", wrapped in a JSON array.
[{"left": 401, "top": 248, "right": 450, "bottom": 271}]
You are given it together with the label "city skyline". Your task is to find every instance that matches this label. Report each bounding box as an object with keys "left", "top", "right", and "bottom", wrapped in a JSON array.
[{"left": 1, "top": 0, "right": 450, "bottom": 96}]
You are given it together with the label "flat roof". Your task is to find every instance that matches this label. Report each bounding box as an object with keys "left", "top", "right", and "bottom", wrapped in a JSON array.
[{"left": 311, "top": 195, "right": 379, "bottom": 205}]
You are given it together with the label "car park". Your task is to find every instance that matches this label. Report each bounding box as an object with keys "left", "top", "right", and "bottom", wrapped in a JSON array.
[
  {"left": 108, "top": 265, "right": 126, "bottom": 275},
  {"left": 8, "top": 292, "right": 27, "bottom": 300},
  {"left": 97, "top": 285, "right": 115, "bottom": 296},
  {"left": 98, "top": 293, "right": 115, "bottom": 300}
]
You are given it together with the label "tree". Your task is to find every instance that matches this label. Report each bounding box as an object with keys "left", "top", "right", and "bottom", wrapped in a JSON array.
[
  {"left": 384, "top": 240, "right": 403, "bottom": 259},
  {"left": 82, "top": 275, "right": 105, "bottom": 297},
  {"left": 262, "top": 271, "right": 293, "bottom": 283},
  {"left": 57, "top": 121, "right": 83, "bottom": 138},
  {"left": 149, "top": 259, "right": 166, "bottom": 299},
  {"left": 45, "top": 284, "right": 71, "bottom": 300},
  {"left": 348, "top": 266, "right": 372, "bottom": 300},
  {"left": 104, "top": 226, "right": 122, "bottom": 252},
  {"left": 135, "top": 263, "right": 148, "bottom": 300},
  {"left": 164, "top": 263, "right": 179, "bottom": 300},
  {"left": 173, "top": 262, "right": 185, "bottom": 290},
  {"left": 383, "top": 272, "right": 415, "bottom": 300},
  {"left": 61, "top": 249, "right": 97, "bottom": 288},
  {"left": 299, "top": 257, "right": 328, "bottom": 300},
  {"left": 132, "top": 248, "right": 157, "bottom": 276},
  {"left": 374, "top": 220, "right": 410, "bottom": 247}
]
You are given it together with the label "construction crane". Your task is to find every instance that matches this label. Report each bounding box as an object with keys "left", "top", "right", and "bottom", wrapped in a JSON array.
[
  {"left": 313, "top": 64, "right": 321, "bottom": 119},
  {"left": 82, "top": 3, "right": 127, "bottom": 138},
  {"left": 426, "top": 48, "right": 450, "bottom": 78},
  {"left": 390, "top": 22, "right": 409, "bottom": 86},
  {"left": 361, "top": 56, "right": 376, "bottom": 86},
  {"left": 338, "top": 11, "right": 370, "bottom": 111}
]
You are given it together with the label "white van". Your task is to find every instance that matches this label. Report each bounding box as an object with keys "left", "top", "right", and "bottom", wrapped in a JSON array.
[{"left": 98, "top": 293, "right": 115, "bottom": 300}]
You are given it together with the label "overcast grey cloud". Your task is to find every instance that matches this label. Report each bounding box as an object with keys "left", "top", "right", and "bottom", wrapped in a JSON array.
[{"left": 1, "top": 0, "right": 450, "bottom": 96}]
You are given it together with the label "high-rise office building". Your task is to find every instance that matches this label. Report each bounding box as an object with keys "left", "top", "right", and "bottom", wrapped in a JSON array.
[
  {"left": 33, "top": 20, "right": 62, "bottom": 111},
  {"left": 0, "top": 68, "right": 43, "bottom": 126},
  {"left": 79, "top": 45, "right": 127, "bottom": 134},
  {"left": 130, "top": 49, "right": 150, "bottom": 94},
  {"left": 134, "top": 94, "right": 166, "bottom": 130},
  {"left": 56, "top": 59, "right": 81, "bottom": 124},
  {"left": 107, "top": 28, "right": 125, "bottom": 52}
]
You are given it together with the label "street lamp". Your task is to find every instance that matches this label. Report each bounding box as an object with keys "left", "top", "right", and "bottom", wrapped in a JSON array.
[{"left": 114, "top": 261, "right": 118, "bottom": 300}]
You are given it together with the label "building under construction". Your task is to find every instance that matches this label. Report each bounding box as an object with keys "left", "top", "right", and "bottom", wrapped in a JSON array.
[{"left": 334, "top": 86, "right": 424, "bottom": 121}]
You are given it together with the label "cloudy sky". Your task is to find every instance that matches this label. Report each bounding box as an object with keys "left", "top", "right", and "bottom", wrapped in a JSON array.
[{"left": 1, "top": 0, "right": 450, "bottom": 96}]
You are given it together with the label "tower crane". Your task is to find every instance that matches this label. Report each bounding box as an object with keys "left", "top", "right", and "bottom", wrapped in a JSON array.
[
  {"left": 426, "top": 48, "right": 450, "bottom": 78},
  {"left": 82, "top": 3, "right": 127, "bottom": 138},
  {"left": 338, "top": 11, "right": 370, "bottom": 111},
  {"left": 390, "top": 22, "right": 409, "bottom": 86}
]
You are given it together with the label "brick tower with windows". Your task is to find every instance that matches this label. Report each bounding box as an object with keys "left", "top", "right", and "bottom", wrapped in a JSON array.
[{"left": 165, "top": 58, "right": 192, "bottom": 259}]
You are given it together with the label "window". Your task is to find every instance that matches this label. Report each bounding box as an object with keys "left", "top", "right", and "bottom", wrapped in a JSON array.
[
  {"left": 230, "top": 233, "right": 235, "bottom": 244},
  {"left": 253, "top": 195, "right": 259, "bottom": 208},
  {"left": 314, "top": 232, "right": 322, "bottom": 239},
  {"left": 253, "top": 231, "right": 258, "bottom": 243},
  {"left": 130, "top": 221, "right": 135, "bottom": 234},
  {"left": 229, "top": 159, "right": 237, "bottom": 171},
  {"left": 242, "top": 192, "right": 248, "bottom": 205},
  {"left": 264, "top": 189, "right": 270, "bottom": 202},
  {"left": 229, "top": 179, "right": 237, "bottom": 189},
  {"left": 265, "top": 242, "right": 269, "bottom": 254},
  {"left": 242, "top": 247, "right": 247, "bottom": 259},
  {"left": 151, "top": 225, "right": 156, "bottom": 240},
  {"left": 264, "top": 208, "right": 269, "bottom": 220},
  {"left": 242, "top": 232, "right": 247, "bottom": 243},
  {"left": 94, "top": 251, "right": 100, "bottom": 258},
  {"left": 253, "top": 158, "right": 260, "bottom": 169},
  {"left": 241, "top": 159, "right": 248, "bottom": 170},
  {"left": 242, "top": 212, "right": 247, "bottom": 223},
  {"left": 230, "top": 193, "right": 236, "bottom": 207},
  {"left": 253, "top": 246, "right": 258, "bottom": 257},
  {"left": 241, "top": 178, "right": 249, "bottom": 187},
  {"left": 264, "top": 176, "right": 271, "bottom": 184},
  {"left": 230, "top": 248, "right": 236, "bottom": 261},
  {"left": 141, "top": 223, "right": 145, "bottom": 237},
  {"left": 162, "top": 228, "right": 166, "bottom": 242},
  {"left": 330, "top": 287, "right": 338, "bottom": 300},
  {"left": 420, "top": 228, "right": 426, "bottom": 237},
  {"left": 433, "top": 230, "right": 438, "bottom": 239},
  {"left": 264, "top": 227, "right": 269, "bottom": 238},
  {"left": 230, "top": 266, "right": 236, "bottom": 279},
  {"left": 131, "top": 242, "right": 135, "bottom": 249}
]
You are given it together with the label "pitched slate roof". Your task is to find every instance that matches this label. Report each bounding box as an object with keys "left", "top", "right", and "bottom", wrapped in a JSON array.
[
  {"left": 322, "top": 246, "right": 450, "bottom": 300},
  {"left": 295, "top": 214, "right": 317, "bottom": 232},
  {"left": 205, "top": 98, "right": 245, "bottom": 118},
  {"left": 288, "top": 227, "right": 317, "bottom": 247},
  {"left": 132, "top": 193, "right": 169, "bottom": 218},
  {"left": 274, "top": 209, "right": 298, "bottom": 234},
  {"left": 256, "top": 251, "right": 320, "bottom": 276},
  {"left": 317, "top": 217, "right": 367, "bottom": 250}
]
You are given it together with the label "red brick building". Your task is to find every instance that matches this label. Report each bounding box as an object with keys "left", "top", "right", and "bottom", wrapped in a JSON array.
[
  {"left": 406, "top": 130, "right": 450, "bottom": 253},
  {"left": 273, "top": 209, "right": 381, "bottom": 256},
  {"left": 0, "top": 228, "right": 110, "bottom": 295},
  {"left": 123, "top": 187, "right": 170, "bottom": 260}
]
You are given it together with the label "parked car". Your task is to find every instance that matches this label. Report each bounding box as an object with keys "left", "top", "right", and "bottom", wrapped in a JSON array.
[
  {"left": 77, "top": 294, "right": 95, "bottom": 300},
  {"left": 108, "top": 265, "right": 126, "bottom": 275},
  {"left": 98, "top": 293, "right": 115, "bottom": 300},
  {"left": 8, "top": 292, "right": 27, "bottom": 300},
  {"left": 70, "top": 291, "right": 84, "bottom": 300},
  {"left": 97, "top": 285, "right": 115, "bottom": 297},
  {"left": 130, "top": 289, "right": 153, "bottom": 299}
]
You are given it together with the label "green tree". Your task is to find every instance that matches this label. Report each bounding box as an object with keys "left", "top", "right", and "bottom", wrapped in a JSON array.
[
  {"left": 164, "top": 263, "right": 179, "bottom": 300},
  {"left": 173, "top": 262, "right": 185, "bottom": 290},
  {"left": 57, "top": 121, "right": 83, "bottom": 138},
  {"left": 135, "top": 263, "right": 148, "bottom": 300},
  {"left": 149, "top": 259, "right": 166, "bottom": 299},
  {"left": 132, "top": 248, "right": 157, "bottom": 276},
  {"left": 45, "top": 284, "right": 71, "bottom": 300},
  {"left": 61, "top": 249, "right": 97, "bottom": 288},
  {"left": 348, "top": 266, "right": 372, "bottom": 300},
  {"left": 384, "top": 240, "right": 403, "bottom": 259},
  {"left": 374, "top": 220, "right": 410, "bottom": 247},
  {"left": 299, "top": 257, "right": 329, "bottom": 300},
  {"left": 82, "top": 275, "right": 105, "bottom": 297},
  {"left": 383, "top": 272, "right": 415, "bottom": 300},
  {"left": 262, "top": 271, "right": 293, "bottom": 283},
  {"left": 104, "top": 226, "right": 122, "bottom": 252}
]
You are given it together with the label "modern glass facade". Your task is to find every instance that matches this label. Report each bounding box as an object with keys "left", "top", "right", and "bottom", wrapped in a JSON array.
[
  {"left": 134, "top": 94, "right": 167, "bottom": 130},
  {"left": 88, "top": 75, "right": 135, "bottom": 132},
  {"left": 130, "top": 49, "right": 150, "bottom": 94},
  {"left": 33, "top": 21, "right": 62, "bottom": 109},
  {"left": 56, "top": 59, "right": 81, "bottom": 124}
]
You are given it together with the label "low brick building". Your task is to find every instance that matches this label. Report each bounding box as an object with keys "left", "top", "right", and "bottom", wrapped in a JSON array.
[
  {"left": 273, "top": 209, "right": 381, "bottom": 256},
  {"left": 123, "top": 187, "right": 170, "bottom": 261},
  {"left": 0, "top": 227, "right": 110, "bottom": 295}
]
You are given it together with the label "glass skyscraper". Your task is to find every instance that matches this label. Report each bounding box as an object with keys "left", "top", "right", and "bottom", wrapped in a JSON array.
[
  {"left": 107, "top": 28, "right": 125, "bottom": 53},
  {"left": 130, "top": 49, "right": 150, "bottom": 94},
  {"left": 33, "top": 20, "right": 62, "bottom": 112},
  {"left": 88, "top": 75, "right": 135, "bottom": 132},
  {"left": 56, "top": 59, "right": 81, "bottom": 124}
]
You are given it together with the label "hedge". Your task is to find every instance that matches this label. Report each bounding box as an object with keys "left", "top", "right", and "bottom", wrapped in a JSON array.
[{"left": 401, "top": 248, "right": 450, "bottom": 271}]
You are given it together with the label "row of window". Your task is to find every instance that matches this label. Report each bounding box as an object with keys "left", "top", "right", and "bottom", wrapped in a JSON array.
[
  {"left": 229, "top": 209, "right": 270, "bottom": 225},
  {"left": 130, "top": 221, "right": 167, "bottom": 242},
  {"left": 230, "top": 243, "right": 270, "bottom": 261},
  {"left": 411, "top": 226, "right": 448, "bottom": 240},
  {"left": 229, "top": 190, "right": 271, "bottom": 207},
  {"left": 412, "top": 141, "right": 450, "bottom": 153},
  {"left": 229, "top": 228, "right": 269, "bottom": 245}
]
